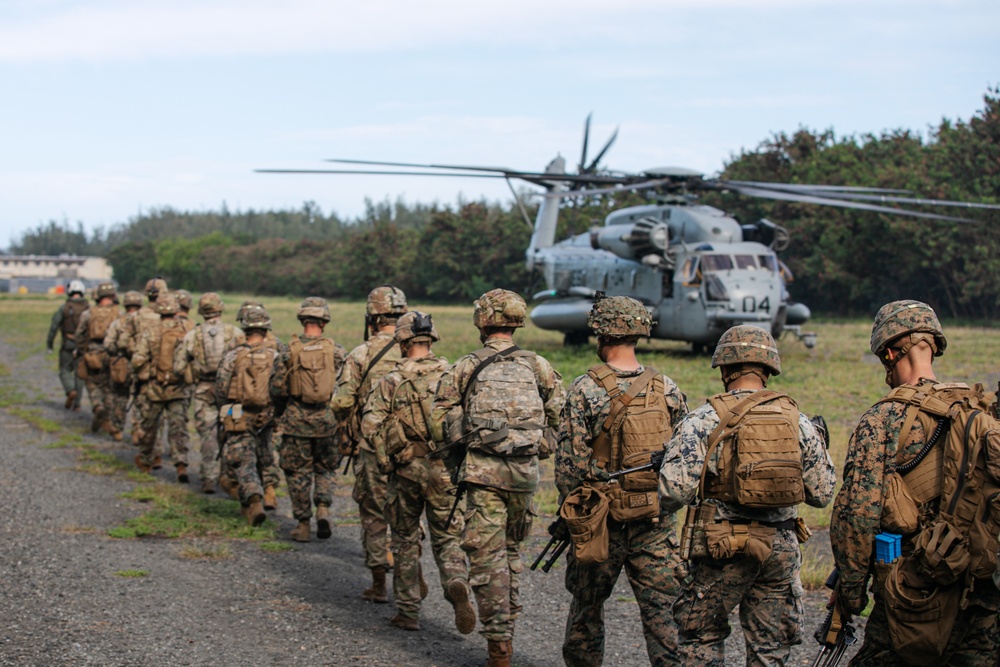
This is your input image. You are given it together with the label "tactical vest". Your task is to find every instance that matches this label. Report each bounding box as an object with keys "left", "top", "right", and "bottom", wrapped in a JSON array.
[
  {"left": 87, "top": 304, "right": 119, "bottom": 342},
  {"left": 383, "top": 357, "right": 449, "bottom": 465},
  {"left": 196, "top": 322, "right": 229, "bottom": 380},
  {"left": 155, "top": 320, "right": 193, "bottom": 386},
  {"left": 227, "top": 346, "right": 275, "bottom": 410},
  {"left": 879, "top": 382, "right": 1000, "bottom": 581},
  {"left": 701, "top": 390, "right": 805, "bottom": 508},
  {"left": 349, "top": 338, "right": 400, "bottom": 439},
  {"left": 464, "top": 346, "right": 546, "bottom": 457},
  {"left": 288, "top": 335, "right": 338, "bottom": 404},
  {"left": 62, "top": 299, "right": 88, "bottom": 337}
]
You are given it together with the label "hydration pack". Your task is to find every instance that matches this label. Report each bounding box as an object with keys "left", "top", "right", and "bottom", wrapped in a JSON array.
[
  {"left": 155, "top": 321, "right": 192, "bottom": 385},
  {"left": 199, "top": 323, "right": 228, "bottom": 377},
  {"left": 87, "top": 304, "right": 119, "bottom": 342}
]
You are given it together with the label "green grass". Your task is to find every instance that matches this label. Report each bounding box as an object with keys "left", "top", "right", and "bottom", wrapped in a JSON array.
[
  {"left": 115, "top": 569, "right": 149, "bottom": 578},
  {"left": 44, "top": 432, "right": 85, "bottom": 449},
  {"left": 259, "top": 541, "right": 296, "bottom": 553},
  {"left": 8, "top": 407, "right": 62, "bottom": 433},
  {"left": 77, "top": 444, "right": 133, "bottom": 475},
  {"left": 179, "top": 543, "right": 233, "bottom": 560}
]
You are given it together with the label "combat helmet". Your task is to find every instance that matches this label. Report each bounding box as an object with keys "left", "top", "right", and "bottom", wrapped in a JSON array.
[
  {"left": 145, "top": 278, "right": 168, "bottom": 299},
  {"left": 198, "top": 292, "right": 224, "bottom": 318},
  {"left": 297, "top": 296, "right": 332, "bottom": 323},
  {"left": 366, "top": 285, "right": 408, "bottom": 317},
  {"left": 154, "top": 293, "right": 179, "bottom": 316},
  {"left": 236, "top": 300, "right": 263, "bottom": 327},
  {"left": 122, "top": 291, "right": 143, "bottom": 309},
  {"left": 240, "top": 304, "right": 272, "bottom": 332},
  {"left": 587, "top": 294, "right": 653, "bottom": 338},
  {"left": 870, "top": 300, "right": 947, "bottom": 361},
  {"left": 67, "top": 279, "right": 86, "bottom": 296},
  {"left": 712, "top": 325, "right": 781, "bottom": 376},
  {"left": 175, "top": 289, "right": 193, "bottom": 312},
  {"left": 95, "top": 282, "right": 117, "bottom": 300},
  {"left": 473, "top": 289, "right": 527, "bottom": 329},
  {"left": 395, "top": 311, "right": 440, "bottom": 345}
]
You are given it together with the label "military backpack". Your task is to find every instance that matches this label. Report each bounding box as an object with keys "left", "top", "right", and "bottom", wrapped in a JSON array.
[
  {"left": 227, "top": 346, "right": 275, "bottom": 411},
  {"left": 463, "top": 346, "right": 546, "bottom": 457},
  {"left": 197, "top": 322, "right": 229, "bottom": 379},
  {"left": 87, "top": 304, "right": 119, "bottom": 342},
  {"left": 288, "top": 335, "right": 338, "bottom": 404},
  {"left": 382, "top": 357, "right": 448, "bottom": 466},
  {"left": 62, "top": 299, "right": 88, "bottom": 339},
  {"left": 155, "top": 321, "right": 192, "bottom": 386}
]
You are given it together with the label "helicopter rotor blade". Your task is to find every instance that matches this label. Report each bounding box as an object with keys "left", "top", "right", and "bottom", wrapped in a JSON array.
[
  {"left": 722, "top": 180, "right": 915, "bottom": 195},
  {"left": 539, "top": 178, "right": 675, "bottom": 199},
  {"left": 326, "top": 158, "right": 517, "bottom": 174},
  {"left": 579, "top": 113, "right": 592, "bottom": 174},
  {"left": 585, "top": 127, "right": 619, "bottom": 173},
  {"left": 256, "top": 168, "right": 508, "bottom": 179},
  {"left": 753, "top": 189, "right": 1000, "bottom": 211}
]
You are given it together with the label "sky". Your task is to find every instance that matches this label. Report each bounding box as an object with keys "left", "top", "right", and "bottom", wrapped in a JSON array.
[{"left": 1, "top": 0, "right": 997, "bottom": 247}]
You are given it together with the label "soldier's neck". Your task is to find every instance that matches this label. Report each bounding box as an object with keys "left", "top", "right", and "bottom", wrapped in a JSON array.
[{"left": 600, "top": 346, "right": 640, "bottom": 372}]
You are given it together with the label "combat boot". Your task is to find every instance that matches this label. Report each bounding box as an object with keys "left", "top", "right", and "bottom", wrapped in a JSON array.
[
  {"left": 134, "top": 453, "right": 151, "bottom": 474},
  {"left": 362, "top": 567, "right": 388, "bottom": 603},
  {"left": 65, "top": 390, "right": 77, "bottom": 410},
  {"left": 389, "top": 614, "right": 419, "bottom": 631},
  {"left": 315, "top": 505, "right": 332, "bottom": 540},
  {"left": 263, "top": 485, "right": 277, "bottom": 510},
  {"left": 176, "top": 464, "right": 189, "bottom": 484},
  {"left": 152, "top": 455, "right": 163, "bottom": 470},
  {"left": 90, "top": 410, "right": 105, "bottom": 433},
  {"left": 289, "top": 520, "right": 311, "bottom": 542},
  {"left": 447, "top": 580, "right": 476, "bottom": 635},
  {"left": 486, "top": 640, "right": 511, "bottom": 667},
  {"left": 110, "top": 428, "right": 123, "bottom": 442},
  {"left": 201, "top": 478, "right": 215, "bottom": 494},
  {"left": 245, "top": 495, "right": 266, "bottom": 527}
]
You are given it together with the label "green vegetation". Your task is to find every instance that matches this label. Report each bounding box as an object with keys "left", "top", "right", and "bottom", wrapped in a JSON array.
[
  {"left": 259, "top": 541, "right": 296, "bottom": 553},
  {"left": 8, "top": 407, "right": 62, "bottom": 433},
  {"left": 114, "top": 569, "right": 149, "bottom": 578},
  {"left": 179, "top": 543, "right": 233, "bottom": 560},
  {"left": 77, "top": 444, "right": 133, "bottom": 475}
]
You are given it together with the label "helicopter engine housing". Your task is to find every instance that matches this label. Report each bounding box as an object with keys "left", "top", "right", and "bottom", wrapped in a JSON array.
[{"left": 590, "top": 217, "right": 669, "bottom": 262}]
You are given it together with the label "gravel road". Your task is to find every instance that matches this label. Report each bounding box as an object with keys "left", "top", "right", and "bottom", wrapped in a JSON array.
[{"left": 0, "top": 338, "right": 863, "bottom": 666}]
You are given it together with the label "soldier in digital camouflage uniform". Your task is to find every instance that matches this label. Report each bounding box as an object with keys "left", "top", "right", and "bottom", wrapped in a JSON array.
[
  {"left": 363, "top": 311, "right": 475, "bottom": 634},
  {"left": 74, "top": 282, "right": 121, "bottom": 436},
  {"left": 174, "top": 293, "right": 245, "bottom": 494},
  {"left": 270, "top": 297, "right": 346, "bottom": 542},
  {"left": 124, "top": 278, "right": 169, "bottom": 460},
  {"left": 46, "top": 279, "right": 88, "bottom": 411},
  {"left": 131, "top": 293, "right": 194, "bottom": 478},
  {"left": 332, "top": 285, "right": 408, "bottom": 603},
  {"left": 830, "top": 301, "right": 1000, "bottom": 666},
  {"left": 103, "top": 290, "right": 143, "bottom": 440},
  {"left": 215, "top": 304, "right": 280, "bottom": 527},
  {"left": 659, "top": 325, "right": 835, "bottom": 667},
  {"left": 429, "top": 289, "right": 566, "bottom": 667},
  {"left": 556, "top": 296, "right": 688, "bottom": 667}
]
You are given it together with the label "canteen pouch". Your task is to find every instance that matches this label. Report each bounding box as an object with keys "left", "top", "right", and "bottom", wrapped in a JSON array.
[
  {"left": 560, "top": 484, "right": 611, "bottom": 565},
  {"left": 883, "top": 556, "right": 961, "bottom": 666},
  {"left": 705, "top": 521, "right": 775, "bottom": 563},
  {"left": 605, "top": 484, "right": 659, "bottom": 523},
  {"left": 220, "top": 403, "right": 248, "bottom": 433},
  {"left": 110, "top": 356, "right": 130, "bottom": 385},
  {"left": 881, "top": 472, "right": 921, "bottom": 534},
  {"left": 84, "top": 350, "right": 106, "bottom": 372},
  {"left": 794, "top": 517, "right": 812, "bottom": 544},
  {"left": 912, "top": 518, "right": 970, "bottom": 585}
]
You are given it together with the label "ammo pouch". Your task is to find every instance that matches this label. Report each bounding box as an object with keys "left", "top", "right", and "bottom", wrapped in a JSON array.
[
  {"left": 560, "top": 484, "right": 611, "bottom": 565},
  {"left": 220, "top": 403, "right": 248, "bottom": 433},
  {"left": 76, "top": 356, "right": 88, "bottom": 379},
  {"left": 883, "top": 555, "right": 962, "bottom": 666},
  {"left": 604, "top": 484, "right": 659, "bottom": 523},
  {"left": 881, "top": 472, "right": 921, "bottom": 534},
  {"left": 110, "top": 355, "right": 130, "bottom": 385},
  {"left": 84, "top": 350, "right": 107, "bottom": 372},
  {"left": 911, "top": 518, "right": 970, "bottom": 585},
  {"left": 705, "top": 520, "right": 776, "bottom": 563}
]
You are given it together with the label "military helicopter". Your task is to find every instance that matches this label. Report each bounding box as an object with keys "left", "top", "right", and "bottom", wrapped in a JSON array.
[{"left": 258, "top": 116, "right": 999, "bottom": 351}]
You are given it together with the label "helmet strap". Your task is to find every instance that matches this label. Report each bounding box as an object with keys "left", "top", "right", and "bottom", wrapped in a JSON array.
[{"left": 722, "top": 365, "right": 768, "bottom": 388}]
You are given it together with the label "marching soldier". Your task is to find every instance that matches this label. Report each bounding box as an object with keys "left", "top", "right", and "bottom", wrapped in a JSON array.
[
  {"left": 46, "top": 279, "right": 88, "bottom": 411},
  {"left": 73, "top": 282, "right": 121, "bottom": 436},
  {"left": 124, "top": 278, "right": 169, "bottom": 460},
  {"left": 555, "top": 295, "right": 688, "bottom": 667},
  {"left": 659, "top": 324, "right": 835, "bottom": 667},
  {"left": 104, "top": 290, "right": 143, "bottom": 440},
  {"left": 363, "top": 311, "right": 475, "bottom": 634},
  {"left": 429, "top": 289, "right": 565, "bottom": 667}
]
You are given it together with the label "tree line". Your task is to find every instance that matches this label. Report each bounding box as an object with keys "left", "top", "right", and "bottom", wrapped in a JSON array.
[{"left": 9, "top": 89, "right": 999, "bottom": 317}]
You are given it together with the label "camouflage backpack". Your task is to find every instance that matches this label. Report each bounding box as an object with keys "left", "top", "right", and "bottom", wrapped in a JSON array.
[
  {"left": 287, "top": 335, "right": 338, "bottom": 404},
  {"left": 196, "top": 322, "right": 231, "bottom": 379},
  {"left": 382, "top": 357, "right": 449, "bottom": 466},
  {"left": 155, "top": 320, "right": 193, "bottom": 386},
  {"left": 87, "top": 304, "right": 119, "bottom": 342},
  {"left": 227, "top": 346, "right": 276, "bottom": 410},
  {"left": 464, "top": 346, "right": 546, "bottom": 457}
]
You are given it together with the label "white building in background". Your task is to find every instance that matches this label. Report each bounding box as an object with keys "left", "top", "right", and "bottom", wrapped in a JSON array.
[{"left": 0, "top": 255, "right": 113, "bottom": 293}]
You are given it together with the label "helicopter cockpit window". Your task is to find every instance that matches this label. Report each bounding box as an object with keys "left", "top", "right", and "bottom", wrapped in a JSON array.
[
  {"left": 758, "top": 255, "right": 777, "bottom": 272},
  {"left": 681, "top": 256, "right": 701, "bottom": 286},
  {"left": 734, "top": 255, "right": 757, "bottom": 270},
  {"left": 701, "top": 254, "right": 734, "bottom": 272}
]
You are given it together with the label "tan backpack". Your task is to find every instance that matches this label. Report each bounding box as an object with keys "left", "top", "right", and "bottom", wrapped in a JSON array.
[
  {"left": 464, "top": 346, "right": 546, "bottom": 457},
  {"left": 382, "top": 358, "right": 448, "bottom": 466},
  {"left": 701, "top": 390, "right": 805, "bottom": 508},
  {"left": 155, "top": 321, "right": 191, "bottom": 385},
  {"left": 227, "top": 346, "right": 275, "bottom": 410},
  {"left": 87, "top": 304, "right": 119, "bottom": 342},
  {"left": 288, "top": 336, "right": 338, "bottom": 404}
]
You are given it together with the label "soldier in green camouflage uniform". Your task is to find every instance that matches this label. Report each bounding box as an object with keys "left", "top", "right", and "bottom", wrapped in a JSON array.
[
  {"left": 215, "top": 304, "right": 279, "bottom": 527},
  {"left": 363, "top": 311, "right": 475, "bottom": 634},
  {"left": 132, "top": 293, "right": 194, "bottom": 478},
  {"left": 123, "top": 278, "right": 169, "bottom": 457},
  {"left": 556, "top": 296, "right": 688, "bottom": 667},
  {"left": 332, "top": 285, "right": 407, "bottom": 602},
  {"left": 103, "top": 290, "right": 143, "bottom": 439},
  {"left": 174, "top": 293, "right": 245, "bottom": 493},
  {"left": 46, "top": 279, "right": 88, "bottom": 410},
  {"left": 830, "top": 301, "right": 1000, "bottom": 666},
  {"left": 659, "top": 325, "right": 835, "bottom": 667},
  {"left": 270, "top": 297, "right": 346, "bottom": 542},
  {"left": 429, "top": 289, "right": 566, "bottom": 667},
  {"left": 74, "top": 282, "right": 121, "bottom": 436}
]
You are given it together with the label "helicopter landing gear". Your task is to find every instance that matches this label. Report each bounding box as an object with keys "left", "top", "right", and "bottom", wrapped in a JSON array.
[
  {"left": 690, "top": 342, "right": 712, "bottom": 355},
  {"left": 564, "top": 331, "right": 590, "bottom": 347},
  {"left": 781, "top": 325, "right": 817, "bottom": 349}
]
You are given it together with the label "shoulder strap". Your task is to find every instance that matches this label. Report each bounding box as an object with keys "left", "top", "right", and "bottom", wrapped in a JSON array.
[
  {"left": 359, "top": 338, "right": 396, "bottom": 388},
  {"left": 587, "top": 365, "right": 659, "bottom": 469},
  {"left": 459, "top": 345, "right": 520, "bottom": 407}
]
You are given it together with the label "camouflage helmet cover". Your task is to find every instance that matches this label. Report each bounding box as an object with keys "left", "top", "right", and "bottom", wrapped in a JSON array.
[
  {"left": 366, "top": 285, "right": 408, "bottom": 317},
  {"left": 145, "top": 278, "right": 168, "bottom": 298},
  {"left": 587, "top": 295, "right": 653, "bottom": 337},
  {"left": 67, "top": 279, "right": 86, "bottom": 296},
  {"left": 123, "top": 291, "right": 143, "bottom": 308},
  {"left": 297, "top": 296, "right": 332, "bottom": 323},
  {"left": 870, "top": 300, "right": 947, "bottom": 360},
  {"left": 154, "top": 293, "right": 179, "bottom": 316},
  {"left": 712, "top": 324, "right": 781, "bottom": 376},
  {"left": 96, "top": 282, "right": 117, "bottom": 300},
  {"left": 236, "top": 299, "right": 263, "bottom": 327},
  {"left": 197, "top": 292, "right": 224, "bottom": 317},
  {"left": 240, "top": 304, "right": 272, "bottom": 331},
  {"left": 473, "top": 289, "right": 527, "bottom": 329},
  {"left": 175, "top": 289, "right": 193, "bottom": 311},
  {"left": 395, "top": 311, "right": 440, "bottom": 344}
]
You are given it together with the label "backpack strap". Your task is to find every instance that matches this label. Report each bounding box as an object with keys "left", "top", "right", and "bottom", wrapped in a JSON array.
[
  {"left": 697, "top": 390, "right": 784, "bottom": 501},
  {"left": 586, "top": 364, "right": 659, "bottom": 470},
  {"left": 358, "top": 338, "right": 397, "bottom": 389},
  {"left": 459, "top": 345, "right": 520, "bottom": 407}
]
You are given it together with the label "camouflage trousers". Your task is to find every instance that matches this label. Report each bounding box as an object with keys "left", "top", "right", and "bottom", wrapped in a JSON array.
[
  {"left": 221, "top": 426, "right": 279, "bottom": 491},
  {"left": 672, "top": 528, "right": 804, "bottom": 667},
  {"left": 138, "top": 397, "right": 189, "bottom": 468},
  {"left": 224, "top": 427, "right": 276, "bottom": 505},
  {"left": 353, "top": 446, "right": 391, "bottom": 570},
  {"left": 277, "top": 434, "right": 339, "bottom": 522},
  {"left": 386, "top": 458, "right": 468, "bottom": 620},
  {"left": 108, "top": 381, "right": 129, "bottom": 434},
  {"left": 58, "top": 348, "right": 83, "bottom": 405},
  {"left": 131, "top": 383, "right": 151, "bottom": 445},
  {"left": 848, "top": 588, "right": 1000, "bottom": 666},
  {"left": 563, "top": 518, "right": 682, "bottom": 667},
  {"left": 83, "top": 370, "right": 114, "bottom": 425},
  {"left": 461, "top": 484, "right": 533, "bottom": 642},
  {"left": 190, "top": 384, "right": 220, "bottom": 483}
]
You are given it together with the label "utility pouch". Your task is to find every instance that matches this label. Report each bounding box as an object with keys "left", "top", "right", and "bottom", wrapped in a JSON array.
[
  {"left": 110, "top": 356, "right": 130, "bottom": 385},
  {"left": 883, "top": 555, "right": 961, "bottom": 666},
  {"left": 76, "top": 357, "right": 88, "bottom": 379},
  {"left": 705, "top": 521, "right": 775, "bottom": 563},
  {"left": 84, "top": 350, "right": 106, "bottom": 372},
  {"left": 220, "top": 403, "right": 248, "bottom": 433},
  {"left": 794, "top": 517, "right": 812, "bottom": 544},
  {"left": 881, "top": 472, "right": 921, "bottom": 534},
  {"left": 912, "top": 518, "right": 970, "bottom": 585},
  {"left": 984, "top": 428, "right": 1000, "bottom": 481},
  {"left": 560, "top": 484, "right": 611, "bottom": 565},
  {"left": 605, "top": 484, "right": 659, "bottom": 523},
  {"left": 680, "top": 502, "right": 715, "bottom": 560}
]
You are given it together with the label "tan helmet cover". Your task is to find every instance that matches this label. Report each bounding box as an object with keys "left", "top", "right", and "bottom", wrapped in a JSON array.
[
  {"left": 395, "top": 311, "right": 440, "bottom": 345},
  {"left": 240, "top": 304, "right": 272, "bottom": 331},
  {"left": 154, "top": 293, "right": 179, "bottom": 316},
  {"left": 175, "top": 289, "right": 193, "bottom": 311},
  {"left": 712, "top": 325, "right": 781, "bottom": 376},
  {"left": 473, "top": 289, "right": 527, "bottom": 329},
  {"left": 297, "top": 296, "right": 332, "bottom": 323},
  {"left": 237, "top": 299, "right": 263, "bottom": 327},
  {"left": 145, "top": 278, "right": 168, "bottom": 298},
  {"left": 366, "top": 285, "right": 408, "bottom": 317},
  {"left": 96, "top": 282, "right": 117, "bottom": 300},
  {"left": 198, "top": 292, "right": 224, "bottom": 317},
  {"left": 587, "top": 295, "right": 653, "bottom": 337},
  {"left": 123, "top": 291, "right": 143, "bottom": 308},
  {"left": 870, "top": 300, "right": 947, "bottom": 361}
]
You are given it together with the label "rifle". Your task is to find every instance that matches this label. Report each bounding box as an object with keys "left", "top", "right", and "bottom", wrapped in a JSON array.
[
  {"left": 531, "top": 449, "right": 666, "bottom": 572},
  {"left": 812, "top": 569, "right": 857, "bottom": 667}
]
